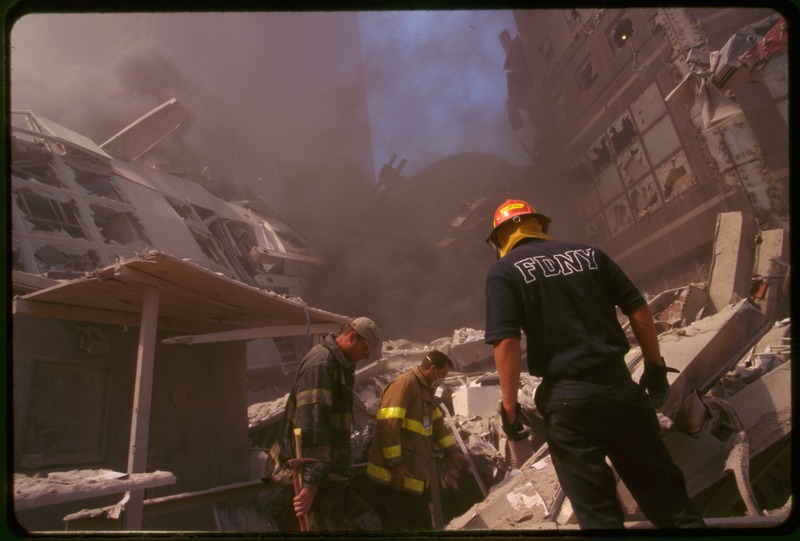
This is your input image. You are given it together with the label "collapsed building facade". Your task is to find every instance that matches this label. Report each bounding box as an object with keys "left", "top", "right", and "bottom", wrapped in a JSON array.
[
  {"left": 434, "top": 8, "right": 788, "bottom": 296},
  {"left": 8, "top": 101, "right": 354, "bottom": 531},
  {"left": 505, "top": 7, "right": 789, "bottom": 293},
  {"left": 8, "top": 7, "right": 792, "bottom": 535}
]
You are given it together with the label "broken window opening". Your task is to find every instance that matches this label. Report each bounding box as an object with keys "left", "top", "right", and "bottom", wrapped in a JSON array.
[
  {"left": 15, "top": 189, "right": 86, "bottom": 239},
  {"left": 576, "top": 55, "right": 599, "bottom": 93},
  {"left": 661, "top": 164, "right": 692, "bottom": 200},
  {"left": 224, "top": 221, "right": 257, "bottom": 258},
  {"left": 33, "top": 244, "right": 100, "bottom": 274},
  {"left": 188, "top": 228, "right": 230, "bottom": 268},
  {"left": 588, "top": 136, "right": 612, "bottom": 174},
  {"left": 72, "top": 170, "right": 126, "bottom": 202},
  {"left": 606, "top": 197, "right": 634, "bottom": 235},
  {"left": 208, "top": 219, "right": 260, "bottom": 282},
  {"left": 611, "top": 16, "right": 635, "bottom": 49},
  {"left": 618, "top": 142, "right": 649, "bottom": 185},
  {"left": 629, "top": 176, "right": 663, "bottom": 218},
  {"left": 656, "top": 152, "right": 695, "bottom": 202},
  {"left": 90, "top": 205, "right": 151, "bottom": 246},
  {"left": 165, "top": 197, "right": 197, "bottom": 221},
  {"left": 191, "top": 204, "right": 216, "bottom": 222},
  {"left": 11, "top": 139, "right": 62, "bottom": 187},
  {"left": 608, "top": 114, "right": 638, "bottom": 155}
]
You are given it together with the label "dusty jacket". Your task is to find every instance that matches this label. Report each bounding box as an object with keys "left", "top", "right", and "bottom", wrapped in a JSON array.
[
  {"left": 267, "top": 334, "right": 355, "bottom": 493},
  {"left": 366, "top": 365, "right": 458, "bottom": 495}
]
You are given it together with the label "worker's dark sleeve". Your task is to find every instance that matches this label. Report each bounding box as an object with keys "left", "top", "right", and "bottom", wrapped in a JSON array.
[
  {"left": 484, "top": 262, "right": 524, "bottom": 344},
  {"left": 291, "top": 360, "right": 337, "bottom": 492},
  {"left": 603, "top": 251, "right": 646, "bottom": 316}
]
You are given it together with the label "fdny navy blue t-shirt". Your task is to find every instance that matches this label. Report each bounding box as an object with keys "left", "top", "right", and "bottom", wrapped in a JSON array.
[{"left": 484, "top": 238, "right": 645, "bottom": 379}]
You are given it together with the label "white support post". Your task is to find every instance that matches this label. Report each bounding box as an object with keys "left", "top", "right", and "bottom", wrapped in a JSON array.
[{"left": 122, "top": 284, "right": 161, "bottom": 530}]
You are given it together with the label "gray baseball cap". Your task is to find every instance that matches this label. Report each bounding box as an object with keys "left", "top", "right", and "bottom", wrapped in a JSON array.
[{"left": 351, "top": 317, "right": 382, "bottom": 361}]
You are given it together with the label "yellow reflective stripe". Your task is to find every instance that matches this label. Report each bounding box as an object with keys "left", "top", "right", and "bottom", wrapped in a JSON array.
[
  {"left": 366, "top": 463, "right": 425, "bottom": 495},
  {"left": 366, "top": 462, "right": 391, "bottom": 483},
  {"left": 296, "top": 388, "right": 332, "bottom": 407},
  {"left": 402, "top": 417, "right": 431, "bottom": 436},
  {"left": 437, "top": 435, "right": 455, "bottom": 449},
  {"left": 383, "top": 444, "right": 401, "bottom": 459},
  {"left": 432, "top": 408, "right": 443, "bottom": 420},
  {"left": 377, "top": 406, "right": 407, "bottom": 420},
  {"left": 404, "top": 475, "right": 425, "bottom": 494}
]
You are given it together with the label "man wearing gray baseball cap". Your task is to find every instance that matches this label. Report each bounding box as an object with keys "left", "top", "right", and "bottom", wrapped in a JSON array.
[{"left": 263, "top": 317, "right": 381, "bottom": 531}]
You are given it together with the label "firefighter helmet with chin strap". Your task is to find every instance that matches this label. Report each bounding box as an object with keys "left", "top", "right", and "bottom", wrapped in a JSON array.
[{"left": 486, "top": 198, "right": 551, "bottom": 250}]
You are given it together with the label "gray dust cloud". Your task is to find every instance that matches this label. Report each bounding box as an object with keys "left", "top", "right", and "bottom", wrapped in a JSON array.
[{"left": 9, "top": 10, "right": 538, "bottom": 342}]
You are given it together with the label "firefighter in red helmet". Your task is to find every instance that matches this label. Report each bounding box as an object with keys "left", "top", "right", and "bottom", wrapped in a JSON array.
[
  {"left": 485, "top": 199, "right": 551, "bottom": 259},
  {"left": 483, "top": 198, "right": 704, "bottom": 529}
]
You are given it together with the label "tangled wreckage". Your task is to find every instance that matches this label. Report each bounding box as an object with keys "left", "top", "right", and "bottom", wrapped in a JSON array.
[
  {"left": 249, "top": 210, "right": 792, "bottom": 532},
  {"left": 8, "top": 11, "right": 792, "bottom": 531},
  {"left": 12, "top": 203, "right": 791, "bottom": 532}
]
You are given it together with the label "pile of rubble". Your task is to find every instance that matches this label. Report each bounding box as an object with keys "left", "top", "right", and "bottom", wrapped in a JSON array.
[{"left": 244, "top": 211, "right": 795, "bottom": 530}]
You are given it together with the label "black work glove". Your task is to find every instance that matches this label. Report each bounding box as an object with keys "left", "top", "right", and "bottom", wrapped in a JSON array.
[
  {"left": 499, "top": 403, "right": 530, "bottom": 441},
  {"left": 639, "top": 358, "right": 680, "bottom": 409}
]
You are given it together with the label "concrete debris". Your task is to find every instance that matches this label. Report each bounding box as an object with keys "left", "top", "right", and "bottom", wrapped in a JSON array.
[
  {"left": 445, "top": 316, "right": 791, "bottom": 530},
  {"left": 247, "top": 394, "right": 289, "bottom": 431},
  {"left": 14, "top": 470, "right": 176, "bottom": 512},
  {"left": 246, "top": 278, "right": 791, "bottom": 530},
  {"left": 13, "top": 204, "right": 789, "bottom": 533}
]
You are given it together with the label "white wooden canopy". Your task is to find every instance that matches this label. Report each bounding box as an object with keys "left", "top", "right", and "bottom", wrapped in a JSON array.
[
  {"left": 12, "top": 251, "right": 350, "bottom": 529},
  {"left": 13, "top": 250, "right": 350, "bottom": 334}
]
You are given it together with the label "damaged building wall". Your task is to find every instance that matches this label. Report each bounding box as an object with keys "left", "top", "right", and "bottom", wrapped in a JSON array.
[
  {"left": 10, "top": 108, "right": 323, "bottom": 380},
  {"left": 10, "top": 110, "right": 317, "bottom": 297},
  {"left": 508, "top": 8, "right": 788, "bottom": 296},
  {"left": 12, "top": 316, "right": 250, "bottom": 531}
]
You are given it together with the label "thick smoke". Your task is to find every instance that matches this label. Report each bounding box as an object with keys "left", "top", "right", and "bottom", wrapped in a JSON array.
[{"left": 9, "top": 10, "right": 533, "bottom": 342}]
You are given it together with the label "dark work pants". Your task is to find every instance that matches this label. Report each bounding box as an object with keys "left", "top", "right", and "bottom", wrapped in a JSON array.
[
  {"left": 261, "top": 481, "right": 350, "bottom": 531},
  {"left": 365, "top": 478, "right": 432, "bottom": 531},
  {"left": 537, "top": 375, "right": 705, "bottom": 530}
]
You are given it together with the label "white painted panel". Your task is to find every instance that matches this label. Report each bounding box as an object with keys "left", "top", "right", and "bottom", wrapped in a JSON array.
[
  {"left": 641, "top": 115, "right": 681, "bottom": 166},
  {"left": 630, "top": 82, "right": 666, "bottom": 132}
]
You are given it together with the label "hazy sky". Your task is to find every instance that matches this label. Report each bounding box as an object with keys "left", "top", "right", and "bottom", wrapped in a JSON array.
[
  {"left": 7, "top": 8, "right": 534, "bottom": 340},
  {"left": 9, "top": 10, "right": 530, "bottom": 190}
]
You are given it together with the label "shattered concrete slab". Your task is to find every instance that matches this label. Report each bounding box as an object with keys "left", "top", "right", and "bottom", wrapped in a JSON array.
[
  {"left": 14, "top": 470, "right": 176, "bottom": 511},
  {"left": 662, "top": 360, "right": 791, "bottom": 503},
  {"left": 631, "top": 299, "right": 769, "bottom": 420},
  {"left": 446, "top": 456, "right": 562, "bottom": 530},
  {"left": 446, "top": 308, "right": 790, "bottom": 530}
]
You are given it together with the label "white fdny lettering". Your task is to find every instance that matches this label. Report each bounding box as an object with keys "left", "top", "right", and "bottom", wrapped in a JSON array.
[{"left": 514, "top": 248, "right": 598, "bottom": 283}]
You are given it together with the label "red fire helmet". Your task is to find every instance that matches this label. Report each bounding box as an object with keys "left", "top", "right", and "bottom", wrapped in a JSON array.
[{"left": 486, "top": 198, "right": 551, "bottom": 245}]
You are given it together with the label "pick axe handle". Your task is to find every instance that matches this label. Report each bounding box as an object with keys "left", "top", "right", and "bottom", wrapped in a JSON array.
[
  {"left": 293, "top": 428, "right": 309, "bottom": 531},
  {"left": 440, "top": 403, "right": 488, "bottom": 498}
]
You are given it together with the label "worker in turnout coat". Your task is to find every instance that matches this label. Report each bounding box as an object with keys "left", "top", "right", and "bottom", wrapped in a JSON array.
[
  {"left": 264, "top": 317, "right": 381, "bottom": 531},
  {"left": 366, "top": 350, "right": 471, "bottom": 530},
  {"left": 484, "top": 199, "right": 705, "bottom": 530}
]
